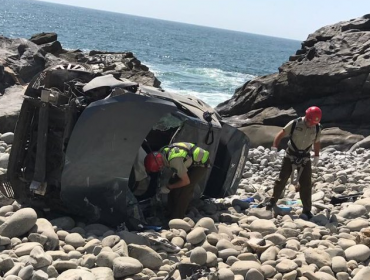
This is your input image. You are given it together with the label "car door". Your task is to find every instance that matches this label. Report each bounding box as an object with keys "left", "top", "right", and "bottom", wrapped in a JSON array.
[
  {"left": 61, "top": 93, "right": 177, "bottom": 206},
  {"left": 204, "top": 122, "right": 250, "bottom": 198}
]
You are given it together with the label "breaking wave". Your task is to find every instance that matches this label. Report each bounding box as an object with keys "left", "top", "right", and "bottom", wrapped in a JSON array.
[{"left": 149, "top": 64, "right": 255, "bottom": 107}]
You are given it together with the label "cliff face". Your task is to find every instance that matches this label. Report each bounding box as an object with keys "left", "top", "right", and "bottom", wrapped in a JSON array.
[{"left": 216, "top": 15, "right": 370, "bottom": 150}]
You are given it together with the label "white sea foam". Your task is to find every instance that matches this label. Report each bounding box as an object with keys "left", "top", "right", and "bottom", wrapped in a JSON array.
[{"left": 149, "top": 64, "right": 255, "bottom": 107}]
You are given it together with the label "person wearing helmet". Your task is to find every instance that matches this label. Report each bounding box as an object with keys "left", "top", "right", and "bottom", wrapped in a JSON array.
[
  {"left": 267, "top": 106, "right": 322, "bottom": 220},
  {"left": 144, "top": 142, "right": 210, "bottom": 219}
]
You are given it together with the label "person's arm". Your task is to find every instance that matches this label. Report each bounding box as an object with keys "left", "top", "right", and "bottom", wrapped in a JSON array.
[
  {"left": 272, "top": 130, "right": 286, "bottom": 148},
  {"left": 313, "top": 125, "right": 322, "bottom": 156},
  {"left": 313, "top": 141, "right": 320, "bottom": 156},
  {"left": 168, "top": 172, "right": 190, "bottom": 190}
]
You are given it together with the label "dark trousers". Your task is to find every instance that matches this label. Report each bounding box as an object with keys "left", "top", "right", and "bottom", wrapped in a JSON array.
[
  {"left": 168, "top": 166, "right": 207, "bottom": 219},
  {"left": 270, "top": 156, "right": 312, "bottom": 213}
]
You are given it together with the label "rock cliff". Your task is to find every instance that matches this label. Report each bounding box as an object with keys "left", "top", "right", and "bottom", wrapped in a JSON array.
[
  {"left": 216, "top": 14, "right": 370, "bottom": 151},
  {"left": 0, "top": 32, "right": 159, "bottom": 133}
]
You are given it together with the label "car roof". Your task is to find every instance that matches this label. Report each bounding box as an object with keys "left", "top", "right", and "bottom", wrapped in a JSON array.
[
  {"left": 82, "top": 74, "right": 222, "bottom": 127},
  {"left": 138, "top": 85, "right": 221, "bottom": 127}
]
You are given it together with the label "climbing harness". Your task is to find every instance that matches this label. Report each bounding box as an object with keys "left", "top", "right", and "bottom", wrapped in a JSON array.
[
  {"left": 287, "top": 117, "right": 320, "bottom": 191},
  {"left": 286, "top": 152, "right": 310, "bottom": 191}
]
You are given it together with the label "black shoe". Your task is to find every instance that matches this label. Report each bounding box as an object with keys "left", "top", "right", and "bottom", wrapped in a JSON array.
[
  {"left": 265, "top": 201, "right": 276, "bottom": 211},
  {"left": 302, "top": 211, "right": 313, "bottom": 220}
]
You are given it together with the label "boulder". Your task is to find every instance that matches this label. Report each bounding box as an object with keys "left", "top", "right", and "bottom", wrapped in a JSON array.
[
  {"left": 0, "top": 208, "right": 37, "bottom": 238},
  {"left": 91, "top": 267, "right": 114, "bottom": 280},
  {"left": 216, "top": 15, "right": 370, "bottom": 151},
  {"left": 304, "top": 248, "right": 332, "bottom": 268},
  {"left": 49, "top": 216, "right": 75, "bottom": 230},
  {"left": 230, "top": 260, "right": 261, "bottom": 275},
  {"left": 249, "top": 219, "right": 277, "bottom": 235},
  {"left": 112, "top": 257, "right": 143, "bottom": 278},
  {"left": 30, "top": 218, "right": 59, "bottom": 250},
  {"left": 128, "top": 243, "right": 163, "bottom": 269},
  {"left": 352, "top": 267, "right": 370, "bottom": 280},
  {"left": 0, "top": 85, "right": 26, "bottom": 133},
  {"left": 28, "top": 246, "right": 52, "bottom": 269},
  {"left": 96, "top": 251, "right": 120, "bottom": 268},
  {"left": 29, "top": 32, "right": 57, "bottom": 45},
  {"left": 64, "top": 232, "right": 85, "bottom": 248},
  {"left": 57, "top": 268, "right": 95, "bottom": 280},
  {"left": 344, "top": 244, "right": 370, "bottom": 262},
  {"left": 0, "top": 132, "right": 14, "bottom": 144},
  {"left": 190, "top": 247, "right": 207, "bottom": 266},
  {"left": 338, "top": 205, "right": 367, "bottom": 219}
]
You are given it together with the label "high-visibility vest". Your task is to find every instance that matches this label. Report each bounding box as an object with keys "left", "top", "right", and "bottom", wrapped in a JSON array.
[{"left": 162, "top": 142, "right": 209, "bottom": 165}]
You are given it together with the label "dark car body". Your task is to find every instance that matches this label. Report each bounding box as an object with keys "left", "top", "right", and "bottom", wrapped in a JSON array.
[{"left": 1, "top": 64, "right": 249, "bottom": 226}]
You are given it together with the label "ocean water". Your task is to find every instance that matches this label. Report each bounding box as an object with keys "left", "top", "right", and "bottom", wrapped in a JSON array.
[{"left": 0, "top": 0, "right": 301, "bottom": 107}]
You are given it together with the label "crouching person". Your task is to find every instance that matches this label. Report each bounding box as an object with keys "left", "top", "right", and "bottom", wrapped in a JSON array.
[{"left": 144, "top": 142, "right": 210, "bottom": 219}]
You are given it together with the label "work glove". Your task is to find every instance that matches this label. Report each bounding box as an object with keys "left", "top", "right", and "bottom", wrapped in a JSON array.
[
  {"left": 270, "top": 146, "right": 278, "bottom": 161},
  {"left": 159, "top": 185, "right": 171, "bottom": 194},
  {"left": 312, "top": 156, "right": 319, "bottom": 166}
]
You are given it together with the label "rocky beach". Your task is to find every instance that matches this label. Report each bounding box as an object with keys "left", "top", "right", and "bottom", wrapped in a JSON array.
[{"left": 1, "top": 130, "right": 370, "bottom": 280}]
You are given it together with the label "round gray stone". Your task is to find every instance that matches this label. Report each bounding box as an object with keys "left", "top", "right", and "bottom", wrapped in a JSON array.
[
  {"left": 217, "top": 268, "right": 234, "bottom": 280},
  {"left": 57, "top": 268, "right": 95, "bottom": 280},
  {"left": 245, "top": 268, "right": 264, "bottom": 280},
  {"left": 190, "top": 247, "right": 207, "bottom": 266},
  {"left": 112, "top": 257, "right": 143, "bottom": 278},
  {"left": 128, "top": 244, "right": 163, "bottom": 269},
  {"left": 65, "top": 233, "right": 85, "bottom": 248},
  {"left": 344, "top": 244, "right": 370, "bottom": 262},
  {"left": 0, "top": 208, "right": 37, "bottom": 238}
]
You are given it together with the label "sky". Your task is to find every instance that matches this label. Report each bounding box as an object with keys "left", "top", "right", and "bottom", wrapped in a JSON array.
[{"left": 37, "top": 0, "right": 370, "bottom": 41}]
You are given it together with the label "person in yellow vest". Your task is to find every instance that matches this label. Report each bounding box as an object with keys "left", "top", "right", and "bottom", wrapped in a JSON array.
[{"left": 144, "top": 142, "right": 210, "bottom": 219}]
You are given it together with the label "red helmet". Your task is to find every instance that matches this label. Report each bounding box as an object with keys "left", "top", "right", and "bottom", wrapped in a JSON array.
[
  {"left": 144, "top": 152, "right": 165, "bottom": 173},
  {"left": 305, "top": 106, "right": 322, "bottom": 124}
]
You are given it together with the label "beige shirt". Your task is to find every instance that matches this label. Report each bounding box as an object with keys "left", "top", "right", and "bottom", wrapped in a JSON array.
[
  {"left": 283, "top": 117, "right": 321, "bottom": 151},
  {"left": 167, "top": 157, "right": 193, "bottom": 177},
  {"left": 133, "top": 147, "right": 148, "bottom": 182}
]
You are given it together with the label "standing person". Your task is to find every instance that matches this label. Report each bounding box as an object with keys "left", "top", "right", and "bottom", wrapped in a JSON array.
[
  {"left": 267, "top": 106, "right": 322, "bottom": 219},
  {"left": 144, "top": 142, "right": 210, "bottom": 219}
]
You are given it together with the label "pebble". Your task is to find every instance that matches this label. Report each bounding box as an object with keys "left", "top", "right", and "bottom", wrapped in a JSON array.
[{"left": 0, "top": 143, "right": 370, "bottom": 279}]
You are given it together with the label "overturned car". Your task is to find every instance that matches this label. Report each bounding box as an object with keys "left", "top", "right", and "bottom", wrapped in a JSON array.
[{"left": 1, "top": 64, "right": 249, "bottom": 226}]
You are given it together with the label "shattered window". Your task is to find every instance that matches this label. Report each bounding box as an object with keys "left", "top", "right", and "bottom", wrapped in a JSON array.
[{"left": 152, "top": 113, "right": 183, "bottom": 131}]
